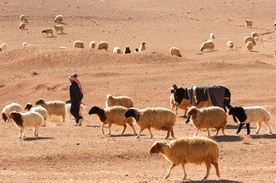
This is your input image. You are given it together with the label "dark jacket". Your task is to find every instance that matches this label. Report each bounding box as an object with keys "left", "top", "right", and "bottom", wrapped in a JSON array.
[{"left": 70, "top": 82, "right": 83, "bottom": 103}]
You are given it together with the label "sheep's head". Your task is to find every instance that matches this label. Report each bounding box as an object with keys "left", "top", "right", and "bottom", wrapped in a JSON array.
[
  {"left": 125, "top": 108, "right": 139, "bottom": 121},
  {"left": 9, "top": 112, "right": 23, "bottom": 127},
  {"left": 228, "top": 106, "right": 247, "bottom": 123},
  {"left": 187, "top": 107, "right": 198, "bottom": 119},
  {"left": 88, "top": 106, "right": 106, "bottom": 122},
  {"left": 25, "top": 103, "right": 33, "bottom": 111},
  {"left": 35, "top": 99, "right": 45, "bottom": 105},
  {"left": 150, "top": 141, "right": 162, "bottom": 154},
  {"left": 2, "top": 113, "right": 8, "bottom": 122}
]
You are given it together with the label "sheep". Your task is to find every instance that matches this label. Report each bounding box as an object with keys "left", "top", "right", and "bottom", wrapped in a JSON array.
[
  {"left": 150, "top": 136, "right": 220, "bottom": 180},
  {"left": 170, "top": 87, "right": 189, "bottom": 117},
  {"left": 170, "top": 47, "right": 182, "bottom": 57},
  {"left": 113, "top": 47, "right": 122, "bottom": 54},
  {"left": 53, "top": 24, "right": 64, "bottom": 34},
  {"left": 9, "top": 111, "right": 44, "bottom": 139},
  {"left": 246, "top": 41, "right": 254, "bottom": 51},
  {"left": 24, "top": 103, "right": 48, "bottom": 127},
  {"left": 0, "top": 43, "right": 7, "bottom": 51},
  {"left": 89, "top": 41, "right": 96, "bottom": 49},
  {"left": 42, "top": 28, "right": 54, "bottom": 37},
  {"left": 187, "top": 106, "right": 227, "bottom": 137},
  {"left": 19, "top": 15, "right": 28, "bottom": 23},
  {"left": 88, "top": 106, "right": 136, "bottom": 135},
  {"left": 125, "top": 107, "right": 176, "bottom": 139},
  {"left": 226, "top": 41, "right": 234, "bottom": 49},
  {"left": 73, "top": 40, "right": 84, "bottom": 49},
  {"left": 106, "top": 94, "right": 134, "bottom": 108},
  {"left": 65, "top": 100, "right": 85, "bottom": 122},
  {"left": 229, "top": 106, "right": 272, "bottom": 135},
  {"left": 35, "top": 99, "right": 66, "bottom": 122},
  {"left": 2, "top": 102, "right": 23, "bottom": 122},
  {"left": 22, "top": 42, "right": 31, "bottom": 47},
  {"left": 124, "top": 47, "right": 131, "bottom": 54},
  {"left": 54, "top": 15, "right": 64, "bottom": 23},
  {"left": 200, "top": 40, "right": 215, "bottom": 52},
  {"left": 97, "top": 41, "right": 108, "bottom": 51},
  {"left": 251, "top": 31, "right": 258, "bottom": 39},
  {"left": 19, "top": 22, "right": 26, "bottom": 29},
  {"left": 245, "top": 19, "right": 253, "bottom": 28},
  {"left": 139, "top": 42, "right": 146, "bottom": 51},
  {"left": 244, "top": 35, "right": 256, "bottom": 46}
]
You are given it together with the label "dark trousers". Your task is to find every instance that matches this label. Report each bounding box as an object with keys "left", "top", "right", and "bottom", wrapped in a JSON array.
[{"left": 70, "top": 102, "right": 82, "bottom": 123}]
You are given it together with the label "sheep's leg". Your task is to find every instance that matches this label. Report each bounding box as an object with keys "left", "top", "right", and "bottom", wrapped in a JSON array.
[
  {"left": 170, "top": 128, "right": 175, "bottom": 139},
  {"left": 121, "top": 124, "right": 127, "bottom": 134},
  {"left": 101, "top": 124, "right": 105, "bottom": 134},
  {"left": 246, "top": 123, "right": 250, "bottom": 135},
  {"left": 256, "top": 123, "right": 261, "bottom": 134},
  {"left": 203, "top": 161, "right": 211, "bottom": 180},
  {"left": 194, "top": 129, "right": 199, "bottom": 137},
  {"left": 214, "top": 128, "right": 220, "bottom": 136},
  {"left": 264, "top": 121, "right": 273, "bottom": 134},
  {"left": 165, "top": 130, "right": 170, "bottom": 139},
  {"left": 207, "top": 128, "right": 211, "bottom": 137},
  {"left": 108, "top": 124, "right": 112, "bottom": 135},
  {"left": 236, "top": 123, "right": 244, "bottom": 134},
  {"left": 19, "top": 129, "right": 23, "bottom": 139},
  {"left": 221, "top": 128, "right": 226, "bottom": 136},
  {"left": 136, "top": 128, "right": 144, "bottom": 139},
  {"left": 34, "top": 127, "right": 38, "bottom": 137},
  {"left": 148, "top": 128, "right": 153, "bottom": 138},
  {"left": 62, "top": 114, "right": 65, "bottom": 122},
  {"left": 211, "top": 162, "right": 220, "bottom": 178},
  {"left": 164, "top": 164, "right": 176, "bottom": 179},
  {"left": 181, "top": 163, "right": 187, "bottom": 180},
  {"left": 128, "top": 123, "right": 137, "bottom": 135}
]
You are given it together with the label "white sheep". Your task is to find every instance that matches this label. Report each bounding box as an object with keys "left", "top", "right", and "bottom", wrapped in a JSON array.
[
  {"left": 9, "top": 111, "right": 44, "bottom": 139},
  {"left": 22, "top": 42, "right": 31, "bottom": 47},
  {"left": 226, "top": 41, "right": 234, "bottom": 49},
  {"left": 88, "top": 106, "right": 136, "bottom": 135},
  {"left": 73, "top": 40, "right": 84, "bottom": 49},
  {"left": 35, "top": 99, "right": 66, "bottom": 122},
  {"left": 0, "top": 43, "right": 7, "bottom": 51},
  {"left": 124, "top": 47, "right": 131, "bottom": 54},
  {"left": 97, "top": 41, "right": 108, "bottom": 51},
  {"left": 54, "top": 15, "right": 64, "bottom": 23},
  {"left": 246, "top": 41, "right": 254, "bottom": 51},
  {"left": 20, "top": 15, "right": 28, "bottom": 23},
  {"left": 65, "top": 101, "right": 85, "bottom": 122},
  {"left": 125, "top": 107, "right": 176, "bottom": 139},
  {"left": 244, "top": 35, "right": 256, "bottom": 46},
  {"left": 89, "top": 41, "right": 96, "bottom": 49},
  {"left": 19, "top": 22, "right": 26, "bottom": 29},
  {"left": 113, "top": 47, "right": 122, "bottom": 54},
  {"left": 42, "top": 28, "right": 54, "bottom": 37},
  {"left": 187, "top": 106, "right": 227, "bottom": 137},
  {"left": 245, "top": 19, "right": 253, "bottom": 28},
  {"left": 53, "top": 24, "right": 64, "bottom": 34},
  {"left": 170, "top": 47, "right": 182, "bottom": 57},
  {"left": 229, "top": 106, "right": 272, "bottom": 135},
  {"left": 25, "top": 103, "right": 48, "bottom": 127},
  {"left": 139, "top": 42, "right": 146, "bottom": 51},
  {"left": 106, "top": 94, "right": 134, "bottom": 108},
  {"left": 150, "top": 136, "right": 220, "bottom": 180},
  {"left": 2, "top": 102, "right": 23, "bottom": 122},
  {"left": 200, "top": 40, "right": 215, "bottom": 52}
]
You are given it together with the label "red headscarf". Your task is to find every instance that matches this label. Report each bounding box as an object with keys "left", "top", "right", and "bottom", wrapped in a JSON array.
[{"left": 69, "top": 74, "right": 83, "bottom": 94}]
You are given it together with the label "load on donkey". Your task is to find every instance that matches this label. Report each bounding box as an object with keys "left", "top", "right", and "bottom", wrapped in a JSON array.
[{"left": 172, "top": 84, "right": 231, "bottom": 123}]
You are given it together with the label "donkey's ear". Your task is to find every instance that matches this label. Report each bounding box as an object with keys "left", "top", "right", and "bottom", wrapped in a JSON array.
[{"left": 173, "top": 84, "right": 178, "bottom": 90}]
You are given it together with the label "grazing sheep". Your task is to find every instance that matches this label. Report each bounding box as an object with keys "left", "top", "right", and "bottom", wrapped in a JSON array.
[
  {"left": 124, "top": 47, "right": 131, "bottom": 54},
  {"left": 25, "top": 103, "right": 48, "bottom": 127},
  {"left": 113, "top": 47, "right": 122, "bottom": 54},
  {"left": 73, "top": 40, "right": 84, "bottom": 49},
  {"left": 97, "top": 41, "right": 108, "bottom": 51},
  {"left": 187, "top": 106, "right": 227, "bottom": 137},
  {"left": 229, "top": 106, "right": 272, "bottom": 135},
  {"left": 226, "top": 41, "right": 234, "bottom": 49},
  {"left": 88, "top": 106, "right": 136, "bottom": 135},
  {"left": 245, "top": 19, "right": 253, "bottom": 28},
  {"left": 125, "top": 107, "right": 176, "bottom": 139},
  {"left": 19, "top": 22, "right": 26, "bottom": 29},
  {"left": 65, "top": 101, "right": 85, "bottom": 122},
  {"left": 42, "top": 28, "right": 54, "bottom": 37},
  {"left": 150, "top": 136, "right": 220, "bottom": 180},
  {"left": 89, "top": 41, "right": 96, "bottom": 49},
  {"left": 53, "top": 24, "right": 64, "bottom": 34},
  {"left": 246, "top": 41, "right": 254, "bottom": 51},
  {"left": 139, "top": 42, "right": 146, "bottom": 51},
  {"left": 200, "top": 40, "right": 215, "bottom": 52},
  {"left": 0, "top": 43, "right": 7, "bottom": 51},
  {"left": 170, "top": 87, "right": 189, "bottom": 117},
  {"left": 2, "top": 102, "right": 23, "bottom": 122},
  {"left": 170, "top": 47, "right": 182, "bottom": 57},
  {"left": 244, "top": 35, "right": 256, "bottom": 46},
  {"left": 9, "top": 111, "right": 44, "bottom": 139},
  {"left": 35, "top": 99, "right": 66, "bottom": 122},
  {"left": 106, "top": 94, "right": 134, "bottom": 108},
  {"left": 54, "top": 15, "right": 64, "bottom": 23},
  {"left": 19, "top": 15, "right": 28, "bottom": 23}
]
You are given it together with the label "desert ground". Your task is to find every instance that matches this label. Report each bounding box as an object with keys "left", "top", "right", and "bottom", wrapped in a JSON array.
[{"left": 0, "top": 0, "right": 276, "bottom": 182}]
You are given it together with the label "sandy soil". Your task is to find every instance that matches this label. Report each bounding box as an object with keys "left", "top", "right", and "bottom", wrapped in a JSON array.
[{"left": 0, "top": 0, "right": 276, "bottom": 182}]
